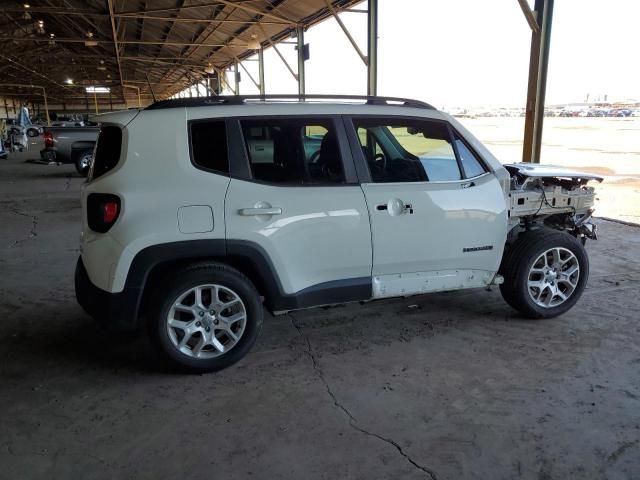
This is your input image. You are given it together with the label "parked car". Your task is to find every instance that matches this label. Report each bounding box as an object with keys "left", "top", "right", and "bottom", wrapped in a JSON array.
[
  {"left": 75, "top": 95, "right": 602, "bottom": 373},
  {"left": 51, "top": 120, "right": 85, "bottom": 127},
  {"left": 608, "top": 109, "right": 633, "bottom": 117},
  {"left": 2, "top": 117, "right": 42, "bottom": 137},
  {"left": 41, "top": 126, "right": 99, "bottom": 174}
]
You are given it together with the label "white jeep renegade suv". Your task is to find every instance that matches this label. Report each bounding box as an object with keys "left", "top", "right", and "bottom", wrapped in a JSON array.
[{"left": 75, "top": 95, "right": 602, "bottom": 372}]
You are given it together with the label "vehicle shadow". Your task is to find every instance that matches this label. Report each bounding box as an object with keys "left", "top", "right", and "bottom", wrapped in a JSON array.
[
  {"left": 0, "top": 307, "right": 160, "bottom": 377},
  {"left": 0, "top": 289, "right": 523, "bottom": 379},
  {"left": 17, "top": 159, "right": 84, "bottom": 179}
]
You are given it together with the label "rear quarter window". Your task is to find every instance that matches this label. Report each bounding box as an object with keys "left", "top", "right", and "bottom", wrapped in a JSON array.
[
  {"left": 189, "top": 120, "right": 229, "bottom": 174},
  {"left": 91, "top": 126, "right": 122, "bottom": 180}
]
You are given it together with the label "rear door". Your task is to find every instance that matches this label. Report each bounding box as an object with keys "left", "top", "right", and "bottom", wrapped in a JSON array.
[
  {"left": 346, "top": 116, "right": 507, "bottom": 297},
  {"left": 224, "top": 116, "right": 372, "bottom": 307}
]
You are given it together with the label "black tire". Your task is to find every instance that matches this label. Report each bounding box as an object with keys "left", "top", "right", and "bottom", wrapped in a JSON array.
[
  {"left": 27, "top": 128, "right": 39, "bottom": 138},
  {"left": 73, "top": 149, "right": 93, "bottom": 175},
  {"left": 148, "top": 262, "right": 263, "bottom": 373},
  {"left": 500, "top": 228, "right": 589, "bottom": 319}
]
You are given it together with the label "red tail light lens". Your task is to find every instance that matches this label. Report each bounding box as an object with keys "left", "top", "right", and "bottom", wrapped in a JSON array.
[
  {"left": 87, "top": 194, "right": 121, "bottom": 233},
  {"left": 43, "top": 131, "right": 54, "bottom": 148},
  {"left": 102, "top": 201, "right": 119, "bottom": 224}
]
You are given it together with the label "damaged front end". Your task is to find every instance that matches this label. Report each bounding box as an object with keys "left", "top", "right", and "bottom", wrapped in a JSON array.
[{"left": 505, "top": 163, "right": 603, "bottom": 244}]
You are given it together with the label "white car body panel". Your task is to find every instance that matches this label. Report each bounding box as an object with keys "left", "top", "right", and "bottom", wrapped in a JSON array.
[
  {"left": 505, "top": 163, "right": 604, "bottom": 182},
  {"left": 82, "top": 108, "right": 230, "bottom": 292},
  {"left": 225, "top": 180, "right": 372, "bottom": 294},
  {"left": 362, "top": 172, "right": 508, "bottom": 279},
  {"left": 373, "top": 269, "right": 496, "bottom": 298}
]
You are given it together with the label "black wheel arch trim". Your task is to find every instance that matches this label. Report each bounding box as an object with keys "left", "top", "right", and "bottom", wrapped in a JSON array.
[{"left": 112, "top": 239, "right": 372, "bottom": 326}]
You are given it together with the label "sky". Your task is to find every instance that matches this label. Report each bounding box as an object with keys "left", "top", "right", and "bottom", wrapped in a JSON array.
[{"left": 222, "top": 0, "right": 640, "bottom": 109}]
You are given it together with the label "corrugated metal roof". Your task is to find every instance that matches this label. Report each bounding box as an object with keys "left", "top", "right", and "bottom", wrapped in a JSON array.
[{"left": 0, "top": 0, "right": 363, "bottom": 105}]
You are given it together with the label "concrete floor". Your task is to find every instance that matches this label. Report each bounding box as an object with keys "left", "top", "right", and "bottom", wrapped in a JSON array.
[{"left": 1, "top": 145, "right": 639, "bottom": 480}]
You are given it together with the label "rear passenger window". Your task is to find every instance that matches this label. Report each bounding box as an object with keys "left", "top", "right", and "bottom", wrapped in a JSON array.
[
  {"left": 190, "top": 120, "right": 229, "bottom": 174},
  {"left": 454, "top": 135, "right": 486, "bottom": 178},
  {"left": 240, "top": 118, "right": 345, "bottom": 185}
]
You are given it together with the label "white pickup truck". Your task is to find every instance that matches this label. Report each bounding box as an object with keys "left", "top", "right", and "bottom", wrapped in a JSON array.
[{"left": 74, "top": 95, "right": 602, "bottom": 372}]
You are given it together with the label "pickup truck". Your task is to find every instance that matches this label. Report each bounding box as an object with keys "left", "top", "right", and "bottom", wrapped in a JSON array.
[{"left": 41, "top": 126, "right": 99, "bottom": 175}]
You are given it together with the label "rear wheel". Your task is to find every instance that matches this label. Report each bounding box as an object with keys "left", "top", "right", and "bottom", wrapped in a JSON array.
[
  {"left": 500, "top": 228, "right": 589, "bottom": 318},
  {"left": 148, "top": 263, "right": 263, "bottom": 373},
  {"left": 73, "top": 149, "right": 93, "bottom": 175}
]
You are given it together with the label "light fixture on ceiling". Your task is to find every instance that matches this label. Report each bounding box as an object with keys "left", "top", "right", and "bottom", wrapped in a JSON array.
[
  {"left": 49, "top": 33, "right": 55, "bottom": 46},
  {"left": 97, "top": 59, "right": 106, "bottom": 71},
  {"left": 86, "top": 86, "right": 110, "bottom": 94},
  {"left": 247, "top": 34, "right": 260, "bottom": 50},
  {"left": 65, "top": 78, "right": 73, "bottom": 85},
  {"left": 36, "top": 19, "right": 45, "bottom": 34},
  {"left": 85, "top": 31, "right": 97, "bottom": 47},
  {"left": 204, "top": 63, "right": 215, "bottom": 75}
]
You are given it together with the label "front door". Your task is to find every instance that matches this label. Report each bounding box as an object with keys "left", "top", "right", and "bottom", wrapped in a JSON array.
[{"left": 348, "top": 116, "right": 508, "bottom": 298}]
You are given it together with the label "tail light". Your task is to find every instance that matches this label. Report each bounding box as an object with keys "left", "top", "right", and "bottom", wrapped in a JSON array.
[
  {"left": 43, "top": 131, "right": 54, "bottom": 148},
  {"left": 87, "top": 193, "right": 121, "bottom": 233}
]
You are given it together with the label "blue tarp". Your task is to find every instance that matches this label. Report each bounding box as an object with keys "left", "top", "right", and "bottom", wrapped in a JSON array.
[{"left": 17, "top": 106, "right": 32, "bottom": 127}]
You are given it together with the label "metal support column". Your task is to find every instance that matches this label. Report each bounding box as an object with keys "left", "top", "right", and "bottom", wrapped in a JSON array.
[
  {"left": 297, "top": 26, "right": 306, "bottom": 96},
  {"left": 258, "top": 47, "right": 266, "bottom": 95},
  {"left": 522, "top": 0, "right": 554, "bottom": 163},
  {"left": 43, "top": 90, "right": 49, "bottom": 125},
  {"left": 234, "top": 62, "right": 240, "bottom": 95},
  {"left": 367, "top": 0, "right": 378, "bottom": 96}
]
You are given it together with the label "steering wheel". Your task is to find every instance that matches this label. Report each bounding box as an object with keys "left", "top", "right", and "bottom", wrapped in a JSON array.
[
  {"left": 309, "top": 149, "right": 321, "bottom": 164},
  {"left": 374, "top": 152, "right": 386, "bottom": 167},
  {"left": 368, "top": 152, "right": 386, "bottom": 176}
]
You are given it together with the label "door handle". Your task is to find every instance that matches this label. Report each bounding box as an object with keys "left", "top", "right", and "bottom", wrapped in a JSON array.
[
  {"left": 239, "top": 207, "right": 282, "bottom": 216},
  {"left": 255, "top": 146, "right": 265, "bottom": 151},
  {"left": 378, "top": 198, "right": 413, "bottom": 216},
  {"left": 461, "top": 181, "right": 475, "bottom": 189}
]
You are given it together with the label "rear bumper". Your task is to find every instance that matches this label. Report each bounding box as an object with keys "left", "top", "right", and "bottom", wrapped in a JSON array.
[{"left": 75, "top": 256, "right": 141, "bottom": 330}]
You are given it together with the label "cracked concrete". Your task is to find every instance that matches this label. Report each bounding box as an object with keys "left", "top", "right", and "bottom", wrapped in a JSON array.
[
  {"left": 7, "top": 207, "right": 38, "bottom": 248},
  {"left": 290, "top": 313, "right": 439, "bottom": 479},
  {"left": 1, "top": 142, "right": 640, "bottom": 479}
]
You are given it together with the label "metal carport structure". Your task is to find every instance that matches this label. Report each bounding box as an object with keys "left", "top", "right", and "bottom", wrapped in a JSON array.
[{"left": 0, "top": 0, "right": 553, "bottom": 163}]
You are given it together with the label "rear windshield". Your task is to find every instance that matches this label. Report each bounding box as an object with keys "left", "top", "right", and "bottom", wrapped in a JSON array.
[{"left": 91, "top": 126, "right": 122, "bottom": 180}]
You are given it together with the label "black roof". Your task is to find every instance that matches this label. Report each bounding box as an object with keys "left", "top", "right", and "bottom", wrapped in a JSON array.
[{"left": 145, "top": 94, "right": 435, "bottom": 111}]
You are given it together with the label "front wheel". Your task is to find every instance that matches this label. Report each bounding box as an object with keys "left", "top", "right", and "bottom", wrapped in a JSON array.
[
  {"left": 148, "top": 263, "right": 263, "bottom": 373},
  {"left": 500, "top": 229, "right": 589, "bottom": 319}
]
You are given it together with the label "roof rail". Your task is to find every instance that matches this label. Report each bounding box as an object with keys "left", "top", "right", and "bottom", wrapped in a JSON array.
[{"left": 145, "top": 94, "right": 435, "bottom": 110}]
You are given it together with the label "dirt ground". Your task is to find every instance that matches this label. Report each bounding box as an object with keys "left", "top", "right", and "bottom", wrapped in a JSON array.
[
  {"left": 1, "top": 141, "right": 640, "bottom": 480},
  {"left": 458, "top": 116, "right": 640, "bottom": 224}
]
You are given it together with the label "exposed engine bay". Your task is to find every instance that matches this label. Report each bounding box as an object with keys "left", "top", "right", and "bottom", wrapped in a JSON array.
[{"left": 505, "top": 163, "right": 603, "bottom": 244}]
